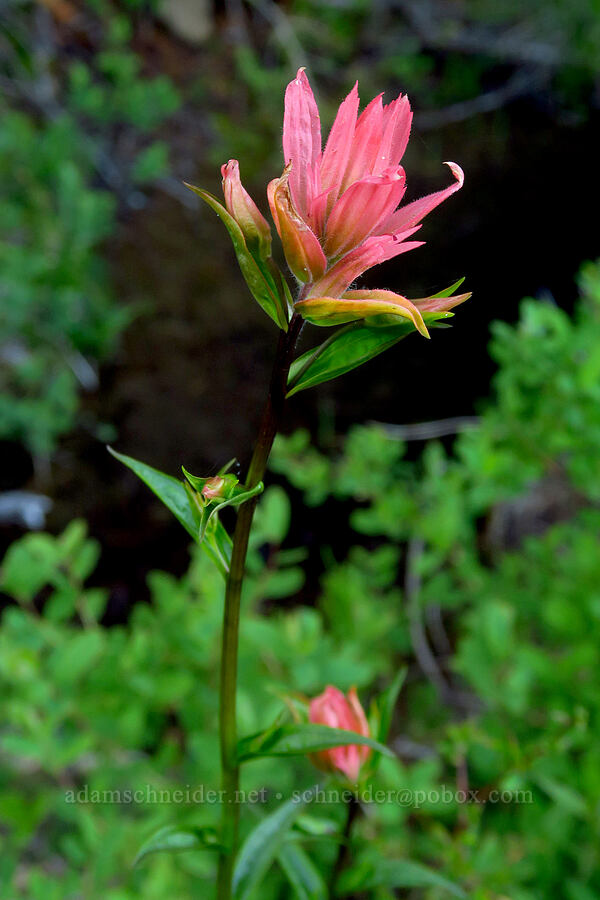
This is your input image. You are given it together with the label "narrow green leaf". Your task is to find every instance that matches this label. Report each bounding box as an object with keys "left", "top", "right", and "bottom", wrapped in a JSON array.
[
  {"left": 108, "top": 447, "right": 231, "bottom": 576},
  {"left": 108, "top": 447, "right": 197, "bottom": 539},
  {"left": 287, "top": 313, "right": 452, "bottom": 396},
  {"left": 133, "top": 825, "right": 222, "bottom": 867},
  {"left": 428, "top": 277, "right": 466, "bottom": 299},
  {"left": 377, "top": 667, "right": 407, "bottom": 745},
  {"left": 237, "top": 723, "right": 393, "bottom": 763},
  {"left": 336, "top": 859, "right": 466, "bottom": 898},
  {"left": 185, "top": 184, "right": 288, "bottom": 331},
  {"left": 294, "top": 815, "right": 340, "bottom": 837},
  {"left": 202, "top": 515, "right": 233, "bottom": 578},
  {"left": 264, "top": 256, "right": 294, "bottom": 321},
  {"left": 277, "top": 841, "right": 328, "bottom": 900},
  {"left": 533, "top": 774, "right": 587, "bottom": 817},
  {"left": 233, "top": 787, "right": 317, "bottom": 900}
]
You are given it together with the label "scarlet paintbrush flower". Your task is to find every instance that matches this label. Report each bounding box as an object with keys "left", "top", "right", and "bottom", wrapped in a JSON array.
[
  {"left": 309, "top": 686, "right": 371, "bottom": 782},
  {"left": 267, "top": 69, "right": 468, "bottom": 333}
]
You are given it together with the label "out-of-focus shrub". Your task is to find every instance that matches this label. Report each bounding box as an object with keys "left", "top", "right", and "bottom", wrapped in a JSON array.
[
  {"left": 0, "top": 4, "right": 180, "bottom": 460},
  {"left": 2, "top": 252, "right": 600, "bottom": 895}
]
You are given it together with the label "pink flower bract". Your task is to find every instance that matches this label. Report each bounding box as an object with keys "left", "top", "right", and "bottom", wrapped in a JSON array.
[
  {"left": 268, "top": 69, "right": 467, "bottom": 329},
  {"left": 309, "top": 685, "right": 371, "bottom": 782}
]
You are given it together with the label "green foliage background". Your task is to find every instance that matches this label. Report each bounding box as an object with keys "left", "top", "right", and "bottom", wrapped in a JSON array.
[
  {"left": 0, "top": 0, "right": 180, "bottom": 458},
  {"left": 2, "top": 262, "right": 600, "bottom": 897}
]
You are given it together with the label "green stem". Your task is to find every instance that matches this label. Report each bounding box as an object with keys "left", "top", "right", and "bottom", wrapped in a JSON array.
[
  {"left": 216, "top": 312, "right": 304, "bottom": 898},
  {"left": 328, "top": 793, "right": 359, "bottom": 896}
]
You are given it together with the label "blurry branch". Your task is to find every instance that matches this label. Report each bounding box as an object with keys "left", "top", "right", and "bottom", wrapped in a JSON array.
[
  {"left": 157, "top": 176, "right": 199, "bottom": 210},
  {"left": 2, "top": 5, "right": 196, "bottom": 210},
  {"left": 405, "top": 538, "right": 481, "bottom": 713},
  {"left": 37, "top": 0, "right": 79, "bottom": 26},
  {"left": 392, "top": 735, "right": 438, "bottom": 761},
  {"left": 396, "top": 0, "right": 562, "bottom": 128},
  {"left": 245, "top": 0, "right": 306, "bottom": 72},
  {"left": 426, "top": 602, "right": 452, "bottom": 657},
  {"left": 371, "top": 416, "right": 479, "bottom": 441},
  {"left": 405, "top": 537, "right": 452, "bottom": 700},
  {"left": 415, "top": 68, "right": 548, "bottom": 130},
  {"left": 397, "top": 0, "right": 565, "bottom": 68},
  {"left": 223, "top": 0, "right": 252, "bottom": 48}
]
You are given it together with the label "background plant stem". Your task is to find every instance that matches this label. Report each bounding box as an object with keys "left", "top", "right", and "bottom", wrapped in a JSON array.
[
  {"left": 216, "top": 311, "right": 304, "bottom": 898},
  {"left": 329, "top": 793, "right": 360, "bottom": 895}
]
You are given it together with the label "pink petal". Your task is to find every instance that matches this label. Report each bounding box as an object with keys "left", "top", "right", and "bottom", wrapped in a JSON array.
[
  {"left": 307, "top": 187, "right": 332, "bottom": 240},
  {"left": 310, "top": 227, "right": 423, "bottom": 298},
  {"left": 324, "top": 167, "right": 406, "bottom": 258},
  {"left": 339, "top": 94, "right": 384, "bottom": 192},
  {"left": 413, "top": 291, "right": 471, "bottom": 312},
  {"left": 297, "top": 291, "right": 428, "bottom": 336},
  {"left": 376, "top": 161, "right": 464, "bottom": 235},
  {"left": 347, "top": 687, "right": 371, "bottom": 741},
  {"left": 336, "top": 746, "right": 361, "bottom": 781},
  {"left": 221, "top": 159, "right": 272, "bottom": 258},
  {"left": 374, "top": 94, "right": 412, "bottom": 173},
  {"left": 283, "top": 68, "right": 322, "bottom": 219},
  {"left": 308, "top": 686, "right": 371, "bottom": 782},
  {"left": 310, "top": 686, "right": 347, "bottom": 728},
  {"left": 342, "top": 289, "right": 428, "bottom": 336},
  {"left": 319, "top": 82, "right": 359, "bottom": 212},
  {"left": 268, "top": 167, "right": 327, "bottom": 284}
]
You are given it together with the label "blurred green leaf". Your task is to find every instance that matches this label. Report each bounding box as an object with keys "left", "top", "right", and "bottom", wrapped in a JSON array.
[
  {"left": 237, "top": 723, "right": 393, "bottom": 762},
  {"left": 533, "top": 775, "right": 588, "bottom": 818},
  {"left": 376, "top": 667, "right": 407, "bottom": 745},
  {"left": 336, "top": 859, "right": 466, "bottom": 897},
  {"left": 233, "top": 787, "right": 317, "bottom": 900},
  {"left": 134, "top": 825, "right": 222, "bottom": 866},
  {"left": 131, "top": 141, "right": 169, "bottom": 183},
  {"left": 277, "top": 841, "right": 328, "bottom": 900}
]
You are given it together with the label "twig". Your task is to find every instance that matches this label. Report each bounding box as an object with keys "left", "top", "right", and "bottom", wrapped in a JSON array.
[
  {"left": 405, "top": 538, "right": 452, "bottom": 701},
  {"left": 404, "top": 539, "right": 482, "bottom": 713},
  {"left": 370, "top": 416, "right": 479, "bottom": 441},
  {"left": 328, "top": 793, "right": 360, "bottom": 896},
  {"left": 398, "top": 0, "right": 564, "bottom": 68},
  {"left": 425, "top": 603, "right": 452, "bottom": 657},
  {"left": 415, "top": 69, "right": 548, "bottom": 130},
  {"left": 245, "top": 0, "right": 306, "bottom": 73}
]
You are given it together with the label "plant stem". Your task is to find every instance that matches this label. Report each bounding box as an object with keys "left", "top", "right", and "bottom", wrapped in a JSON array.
[
  {"left": 216, "top": 312, "right": 304, "bottom": 898},
  {"left": 329, "top": 793, "right": 360, "bottom": 896}
]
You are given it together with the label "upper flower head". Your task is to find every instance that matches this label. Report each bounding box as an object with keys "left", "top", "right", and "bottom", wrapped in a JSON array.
[
  {"left": 309, "top": 685, "right": 371, "bottom": 782},
  {"left": 269, "top": 69, "right": 466, "bottom": 330}
]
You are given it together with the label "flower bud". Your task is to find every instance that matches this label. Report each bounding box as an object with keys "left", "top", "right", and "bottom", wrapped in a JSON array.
[
  {"left": 309, "top": 686, "right": 371, "bottom": 782},
  {"left": 221, "top": 159, "right": 272, "bottom": 260},
  {"left": 201, "top": 476, "right": 227, "bottom": 500}
]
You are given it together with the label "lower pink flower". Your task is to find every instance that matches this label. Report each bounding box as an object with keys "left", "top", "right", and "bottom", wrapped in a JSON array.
[{"left": 309, "top": 686, "right": 371, "bottom": 782}]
